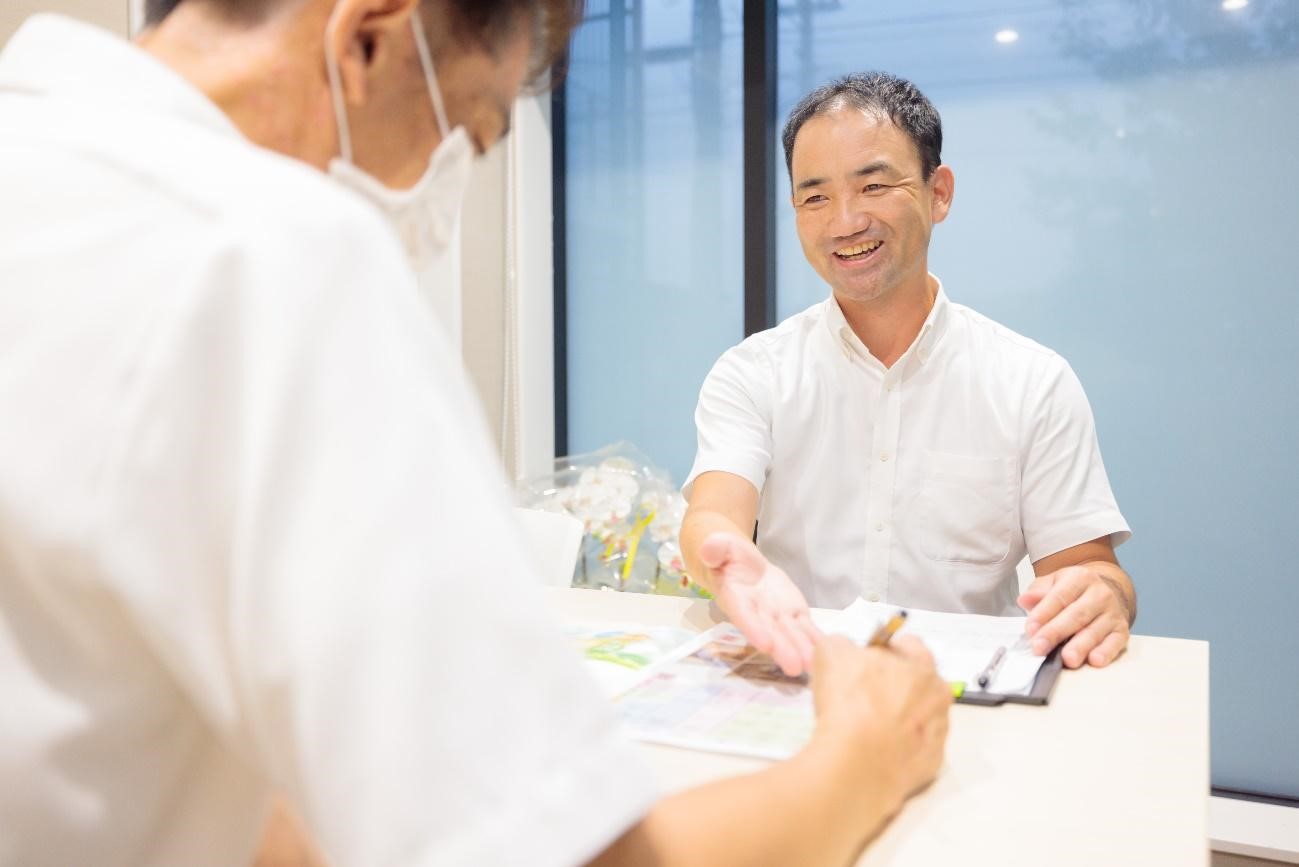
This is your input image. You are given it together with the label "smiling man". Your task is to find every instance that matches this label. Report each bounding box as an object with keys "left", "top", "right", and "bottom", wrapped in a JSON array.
[{"left": 680, "top": 72, "right": 1135, "bottom": 677}]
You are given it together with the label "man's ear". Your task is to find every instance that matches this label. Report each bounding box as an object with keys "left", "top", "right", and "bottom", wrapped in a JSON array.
[
  {"left": 325, "top": 0, "right": 420, "bottom": 107},
  {"left": 929, "top": 164, "right": 955, "bottom": 224}
]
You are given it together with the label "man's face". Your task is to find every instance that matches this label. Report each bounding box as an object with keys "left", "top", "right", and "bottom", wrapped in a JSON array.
[{"left": 789, "top": 108, "right": 953, "bottom": 305}]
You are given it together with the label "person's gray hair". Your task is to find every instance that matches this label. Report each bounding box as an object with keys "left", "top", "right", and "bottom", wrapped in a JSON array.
[{"left": 144, "top": 0, "right": 583, "bottom": 88}]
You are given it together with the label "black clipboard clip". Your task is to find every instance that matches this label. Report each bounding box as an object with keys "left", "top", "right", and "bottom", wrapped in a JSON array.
[{"left": 955, "top": 644, "right": 1065, "bottom": 706}]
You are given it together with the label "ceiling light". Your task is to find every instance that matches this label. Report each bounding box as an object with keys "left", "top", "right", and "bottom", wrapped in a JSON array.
[
  {"left": 995, "top": 29, "right": 1020, "bottom": 44},
  {"left": 1222, "top": 0, "right": 1248, "bottom": 10}
]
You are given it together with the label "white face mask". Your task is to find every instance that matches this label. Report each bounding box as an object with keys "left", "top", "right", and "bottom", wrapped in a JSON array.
[{"left": 324, "top": 9, "right": 475, "bottom": 274}]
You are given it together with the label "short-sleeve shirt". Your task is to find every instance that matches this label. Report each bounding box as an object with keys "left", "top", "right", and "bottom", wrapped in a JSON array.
[
  {"left": 685, "top": 280, "right": 1130, "bottom": 614},
  {"left": 0, "top": 16, "right": 654, "bottom": 867}
]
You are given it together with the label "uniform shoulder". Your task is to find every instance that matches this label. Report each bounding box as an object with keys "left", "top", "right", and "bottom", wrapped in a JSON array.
[
  {"left": 128, "top": 125, "right": 412, "bottom": 312},
  {"left": 947, "top": 299, "right": 1068, "bottom": 371},
  {"left": 727, "top": 299, "right": 827, "bottom": 361},
  {"left": 181, "top": 135, "right": 402, "bottom": 265}
]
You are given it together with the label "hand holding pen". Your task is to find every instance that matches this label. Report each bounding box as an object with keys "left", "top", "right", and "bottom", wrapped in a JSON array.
[{"left": 867, "top": 610, "right": 908, "bottom": 647}]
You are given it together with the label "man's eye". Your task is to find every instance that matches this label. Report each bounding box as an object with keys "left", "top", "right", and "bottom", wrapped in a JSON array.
[
  {"left": 802, "top": 194, "right": 827, "bottom": 205},
  {"left": 864, "top": 183, "right": 885, "bottom": 192}
]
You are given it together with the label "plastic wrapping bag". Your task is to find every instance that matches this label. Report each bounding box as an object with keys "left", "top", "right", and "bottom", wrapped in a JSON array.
[{"left": 515, "top": 441, "right": 708, "bottom": 597}]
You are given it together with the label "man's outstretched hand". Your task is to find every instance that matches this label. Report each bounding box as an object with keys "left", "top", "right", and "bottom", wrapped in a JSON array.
[{"left": 697, "top": 532, "right": 820, "bottom": 676}]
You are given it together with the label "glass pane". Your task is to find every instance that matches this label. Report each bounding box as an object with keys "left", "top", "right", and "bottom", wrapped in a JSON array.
[
  {"left": 776, "top": 0, "right": 1299, "bottom": 798},
  {"left": 565, "top": 0, "right": 744, "bottom": 482}
]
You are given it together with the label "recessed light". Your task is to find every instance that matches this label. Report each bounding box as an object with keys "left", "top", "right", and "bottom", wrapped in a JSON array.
[
  {"left": 1222, "top": 0, "right": 1248, "bottom": 10},
  {"left": 995, "top": 29, "right": 1020, "bottom": 44}
]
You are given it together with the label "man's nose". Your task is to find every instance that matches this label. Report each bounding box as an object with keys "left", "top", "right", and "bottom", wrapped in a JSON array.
[{"left": 827, "top": 199, "right": 870, "bottom": 241}]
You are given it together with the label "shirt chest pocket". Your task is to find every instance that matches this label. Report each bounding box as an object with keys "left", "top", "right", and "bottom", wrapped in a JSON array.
[{"left": 916, "top": 450, "right": 1014, "bottom": 565}]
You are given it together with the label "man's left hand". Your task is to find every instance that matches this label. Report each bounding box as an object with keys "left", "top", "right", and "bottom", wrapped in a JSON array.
[{"left": 1017, "top": 563, "right": 1133, "bottom": 669}]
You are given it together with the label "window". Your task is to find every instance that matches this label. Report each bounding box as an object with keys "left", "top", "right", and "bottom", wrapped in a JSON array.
[
  {"left": 562, "top": 0, "right": 745, "bottom": 482},
  {"left": 772, "top": 0, "right": 1299, "bottom": 799},
  {"left": 562, "top": 0, "right": 1299, "bottom": 801}
]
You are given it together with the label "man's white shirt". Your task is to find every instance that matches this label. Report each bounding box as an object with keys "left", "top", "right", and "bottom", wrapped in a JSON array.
[
  {"left": 686, "top": 280, "right": 1130, "bottom": 614},
  {"left": 0, "top": 16, "right": 653, "bottom": 867}
]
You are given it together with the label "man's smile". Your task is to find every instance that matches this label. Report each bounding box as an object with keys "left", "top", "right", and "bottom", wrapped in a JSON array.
[{"left": 833, "top": 240, "right": 883, "bottom": 263}]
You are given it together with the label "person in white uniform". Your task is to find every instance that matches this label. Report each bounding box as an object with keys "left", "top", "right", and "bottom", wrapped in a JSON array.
[
  {"left": 0, "top": 4, "right": 953, "bottom": 866},
  {"left": 681, "top": 72, "right": 1136, "bottom": 679}
]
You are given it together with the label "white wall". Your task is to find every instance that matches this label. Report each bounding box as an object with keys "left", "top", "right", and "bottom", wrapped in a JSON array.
[
  {"left": 460, "top": 144, "right": 509, "bottom": 461},
  {"left": 1, "top": 0, "right": 127, "bottom": 45},
  {"left": 460, "top": 93, "right": 556, "bottom": 482}
]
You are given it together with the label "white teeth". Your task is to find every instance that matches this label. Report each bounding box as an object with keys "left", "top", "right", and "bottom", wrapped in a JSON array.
[{"left": 835, "top": 240, "right": 882, "bottom": 257}]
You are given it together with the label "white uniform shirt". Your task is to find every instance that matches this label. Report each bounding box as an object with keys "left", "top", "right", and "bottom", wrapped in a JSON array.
[
  {"left": 685, "top": 281, "right": 1130, "bottom": 614},
  {"left": 0, "top": 16, "right": 653, "bottom": 867}
]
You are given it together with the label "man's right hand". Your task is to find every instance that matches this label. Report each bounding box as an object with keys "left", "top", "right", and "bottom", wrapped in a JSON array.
[
  {"left": 697, "top": 531, "right": 820, "bottom": 677},
  {"left": 810, "top": 634, "right": 952, "bottom": 822}
]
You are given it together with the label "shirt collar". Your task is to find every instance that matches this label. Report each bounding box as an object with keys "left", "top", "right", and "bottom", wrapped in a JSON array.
[
  {"left": 0, "top": 14, "right": 241, "bottom": 139},
  {"left": 823, "top": 275, "right": 951, "bottom": 369}
]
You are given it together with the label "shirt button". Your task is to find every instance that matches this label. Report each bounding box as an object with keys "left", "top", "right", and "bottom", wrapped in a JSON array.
[
  {"left": 879, "top": 452, "right": 890, "bottom": 462},
  {"left": 867, "top": 593, "right": 881, "bottom": 602}
]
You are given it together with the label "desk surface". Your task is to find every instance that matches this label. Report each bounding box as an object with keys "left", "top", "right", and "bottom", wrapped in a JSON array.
[{"left": 548, "top": 588, "right": 1210, "bottom": 867}]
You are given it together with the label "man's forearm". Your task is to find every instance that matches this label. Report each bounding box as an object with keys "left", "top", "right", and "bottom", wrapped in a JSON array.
[
  {"left": 679, "top": 509, "right": 751, "bottom": 596},
  {"left": 589, "top": 733, "right": 899, "bottom": 867}
]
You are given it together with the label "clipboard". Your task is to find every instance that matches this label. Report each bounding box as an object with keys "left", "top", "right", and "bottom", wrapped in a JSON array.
[{"left": 954, "top": 644, "right": 1064, "bottom": 706}]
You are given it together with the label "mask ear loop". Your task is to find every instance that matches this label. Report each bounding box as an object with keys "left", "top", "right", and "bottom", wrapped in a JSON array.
[
  {"left": 323, "top": 5, "right": 354, "bottom": 162},
  {"left": 409, "top": 7, "right": 452, "bottom": 139}
]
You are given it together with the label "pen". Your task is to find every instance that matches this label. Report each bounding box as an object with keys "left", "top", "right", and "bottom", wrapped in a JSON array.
[
  {"left": 867, "top": 610, "right": 908, "bottom": 647},
  {"left": 976, "top": 645, "right": 1007, "bottom": 689}
]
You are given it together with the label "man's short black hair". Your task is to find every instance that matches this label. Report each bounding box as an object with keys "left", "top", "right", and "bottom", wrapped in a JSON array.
[{"left": 781, "top": 71, "right": 943, "bottom": 183}]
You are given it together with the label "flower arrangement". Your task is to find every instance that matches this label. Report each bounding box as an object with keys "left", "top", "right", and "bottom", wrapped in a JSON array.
[{"left": 516, "top": 442, "right": 709, "bottom": 597}]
